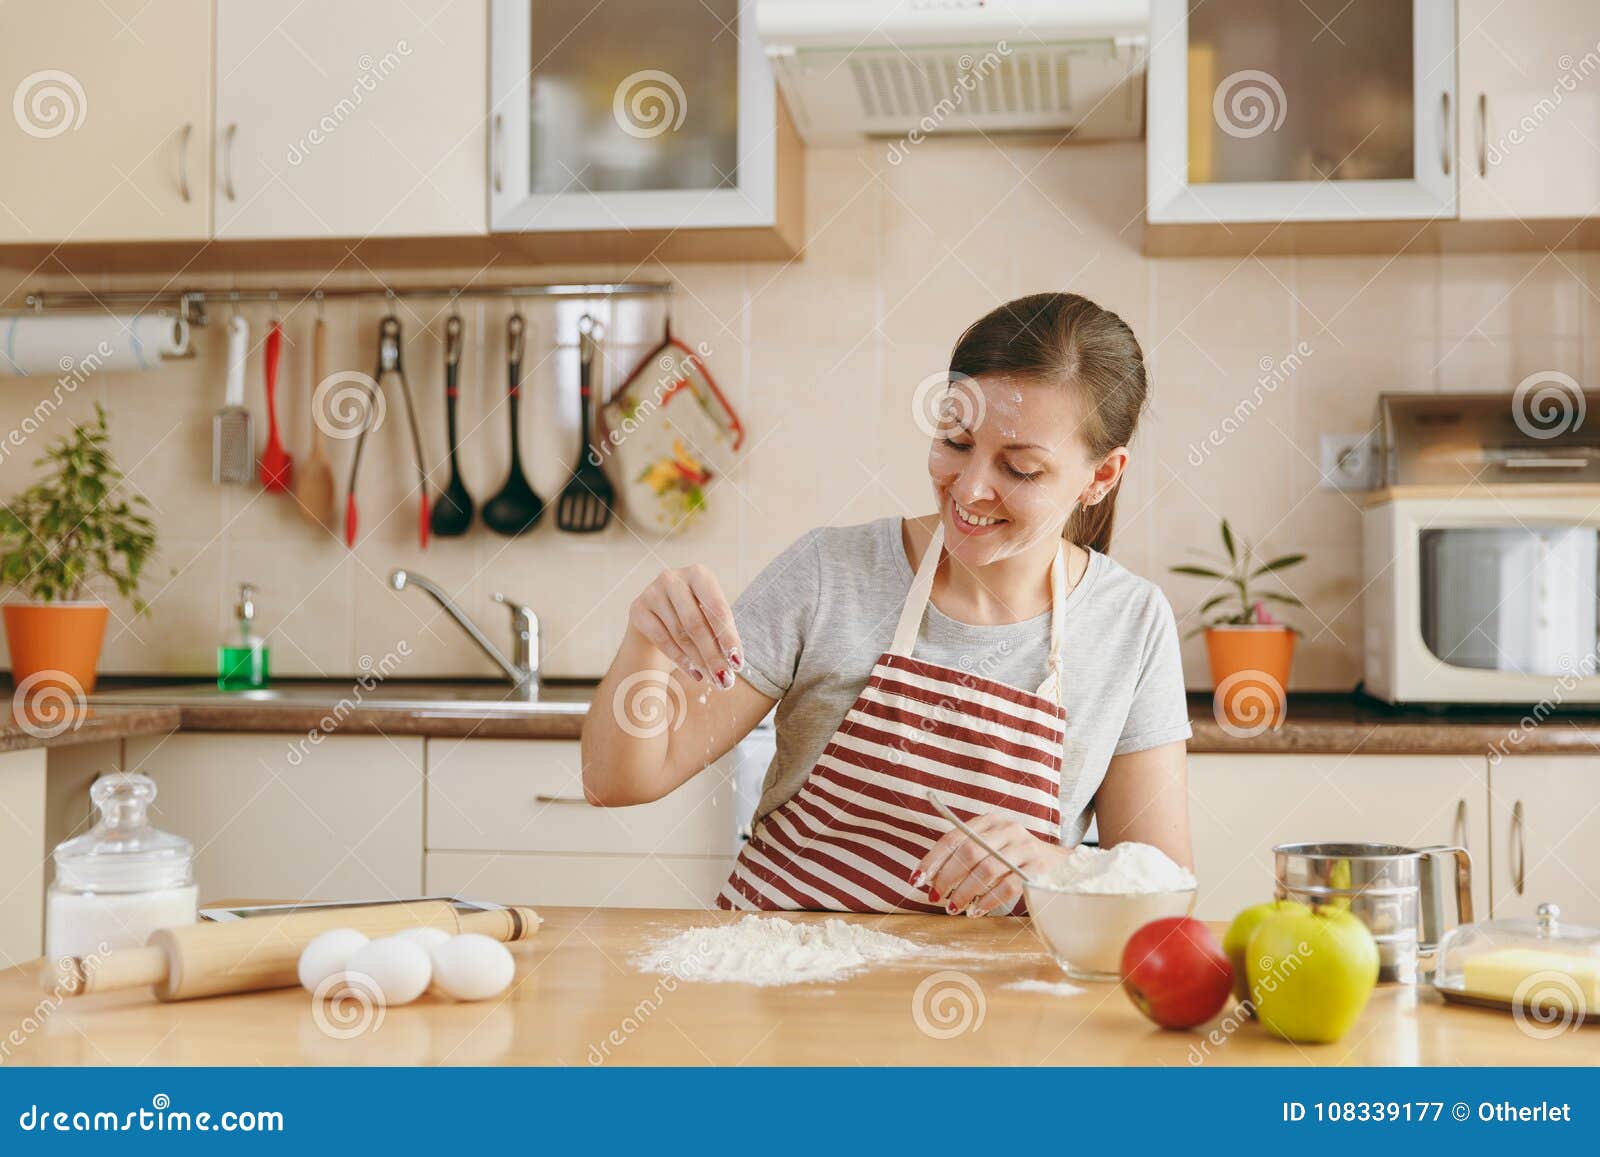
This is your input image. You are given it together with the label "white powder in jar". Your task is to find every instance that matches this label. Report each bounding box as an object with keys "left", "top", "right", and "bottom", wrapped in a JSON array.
[
  {"left": 45, "top": 884, "right": 198, "bottom": 961},
  {"left": 636, "top": 915, "right": 925, "bottom": 986},
  {"left": 1036, "top": 842, "right": 1196, "bottom": 895}
]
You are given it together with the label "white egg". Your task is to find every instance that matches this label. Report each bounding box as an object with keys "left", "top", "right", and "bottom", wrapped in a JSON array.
[
  {"left": 344, "top": 936, "right": 433, "bottom": 1006},
  {"left": 429, "top": 934, "right": 515, "bottom": 1002},
  {"left": 393, "top": 926, "right": 451, "bottom": 950},
  {"left": 297, "top": 928, "right": 369, "bottom": 993}
]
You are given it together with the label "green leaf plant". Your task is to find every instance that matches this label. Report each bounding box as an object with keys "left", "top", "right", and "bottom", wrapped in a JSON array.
[
  {"left": 1169, "top": 518, "right": 1305, "bottom": 640},
  {"left": 0, "top": 404, "right": 158, "bottom": 610}
]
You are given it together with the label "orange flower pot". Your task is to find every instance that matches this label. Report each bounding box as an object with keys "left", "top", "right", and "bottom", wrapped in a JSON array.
[
  {"left": 3, "top": 602, "right": 110, "bottom": 694},
  {"left": 1204, "top": 625, "right": 1295, "bottom": 733}
]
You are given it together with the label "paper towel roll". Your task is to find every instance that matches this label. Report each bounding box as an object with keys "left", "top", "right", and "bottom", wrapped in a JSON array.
[{"left": 1, "top": 313, "right": 191, "bottom": 378}]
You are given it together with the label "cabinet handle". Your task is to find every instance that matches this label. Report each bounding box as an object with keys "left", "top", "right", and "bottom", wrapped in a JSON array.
[
  {"left": 177, "top": 122, "right": 192, "bottom": 203},
  {"left": 1511, "top": 799, "right": 1526, "bottom": 895},
  {"left": 1438, "top": 91, "right": 1451, "bottom": 176},
  {"left": 222, "top": 122, "right": 237, "bottom": 202},
  {"left": 1476, "top": 92, "right": 1487, "bottom": 178},
  {"left": 533, "top": 792, "right": 589, "bottom": 806},
  {"left": 492, "top": 113, "right": 504, "bottom": 195},
  {"left": 1453, "top": 797, "right": 1468, "bottom": 849}
]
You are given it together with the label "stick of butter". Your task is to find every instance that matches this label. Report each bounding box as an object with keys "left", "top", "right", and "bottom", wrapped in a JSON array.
[{"left": 1460, "top": 947, "right": 1600, "bottom": 1009}]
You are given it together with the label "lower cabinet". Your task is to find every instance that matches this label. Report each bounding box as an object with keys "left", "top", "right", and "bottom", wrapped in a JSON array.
[
  {"left": 0, "top": 749, "right": 47, "bottom": 965},
  {"left": 425, "top": 737, "right": 737, "bottom": 908},
  {"left": 426, "top": 851, "right": 732, "bottom": 909},
  {"left": 1487, "top": 756, "right": 1600, "bottom": 925},
  {"left": 1187, "top": 754, "right": 1492, "bottom": 923},
  {"left": 125, "top": 733, "right": 424, "bottom": 903}
]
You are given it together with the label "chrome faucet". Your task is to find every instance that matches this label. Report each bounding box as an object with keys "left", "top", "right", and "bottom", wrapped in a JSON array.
[{"left": 387, "top": 569, "right": 540, "bottom": 697}]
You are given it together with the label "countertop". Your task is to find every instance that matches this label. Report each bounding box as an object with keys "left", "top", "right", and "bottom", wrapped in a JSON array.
[
  {"left": 64, "top": 677, "right": 1600, "bottom": 756},
  {"left": 1184, "top": 691, "right": 1600, "bottom": 756},
  {"left": 0, "top": 907, "right": 1588, "bottom": 1066},
  {"left": 0, "top": 701, "right": 179, "bottom": 756}
]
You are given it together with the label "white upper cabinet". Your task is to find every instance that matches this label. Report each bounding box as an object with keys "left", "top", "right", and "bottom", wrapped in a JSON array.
[
  {"left": 488, "top": 0, "right": 777, "bottom": 232},
  {"left": 1147, "top": 0, "right": 1457, "bottom": 223},
  {"left": 0, "top": 0, "right": 211, "bottom": 243},
  {"left": 1458, "top": 1, "right": 1600, "bottom": 220},
  {"left": 214, "top": 0, "right": 487, "bottom": 239}
]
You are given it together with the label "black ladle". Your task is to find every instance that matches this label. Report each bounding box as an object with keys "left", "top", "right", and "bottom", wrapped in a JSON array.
[
  {"left": 429, "top": 314, "right": 474, "bottom": 538},
  {"left": 481, "top": 313, "right": 544, "bottom": 536}
]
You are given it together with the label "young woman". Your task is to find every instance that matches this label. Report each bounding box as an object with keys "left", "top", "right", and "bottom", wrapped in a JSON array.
[{"left": 582, "top": 292, "right": 1192, "bottom": 916}]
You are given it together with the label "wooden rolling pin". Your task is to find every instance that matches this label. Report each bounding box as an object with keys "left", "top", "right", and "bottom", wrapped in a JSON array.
[{"left": 49, "top": 900, "right": 541, "bottom": 1002}]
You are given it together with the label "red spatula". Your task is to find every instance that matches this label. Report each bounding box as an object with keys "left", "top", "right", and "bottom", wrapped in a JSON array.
[{"left": 259, "top": 320, "right": 293, "bottom": 492}]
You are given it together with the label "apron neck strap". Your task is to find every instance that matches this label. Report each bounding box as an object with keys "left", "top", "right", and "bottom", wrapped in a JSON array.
[{"left": 890, "top": 520, "right": 1070, "bottom": 703}]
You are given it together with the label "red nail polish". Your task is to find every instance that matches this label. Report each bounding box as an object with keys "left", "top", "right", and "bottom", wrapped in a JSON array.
[
  {"left": 946, "top": 901, "right": 958, "bottom": 915},
  {"left": 928, "top": 889, "right": 940, "bottom": 903}
]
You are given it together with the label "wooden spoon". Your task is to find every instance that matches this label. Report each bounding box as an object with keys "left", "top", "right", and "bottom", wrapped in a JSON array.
[{"left": 291, "top": 317, "right": 338, "bottom": 534}]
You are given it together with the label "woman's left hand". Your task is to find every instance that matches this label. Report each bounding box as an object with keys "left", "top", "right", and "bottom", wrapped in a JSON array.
[{"left": 914, "top": 813, "right": 1073, "bottom": 916}]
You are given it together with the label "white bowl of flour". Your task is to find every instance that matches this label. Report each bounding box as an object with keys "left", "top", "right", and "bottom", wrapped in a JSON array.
[{"left": 1025, "top": 843, "right": 1197, "bottom": 982}]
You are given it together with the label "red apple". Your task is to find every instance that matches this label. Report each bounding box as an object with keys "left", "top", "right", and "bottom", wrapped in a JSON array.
[{"left": 1120, "top": 916, "right": 1234, "bottom": 1029}]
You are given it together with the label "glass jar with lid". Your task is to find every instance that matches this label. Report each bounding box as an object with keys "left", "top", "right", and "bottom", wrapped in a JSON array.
[
  {"left": 1433, "top": 902, "right": 1599, "bottom": 1024},
  {"left": 46, "top": 772, "right": 198, "bottom": 962}
]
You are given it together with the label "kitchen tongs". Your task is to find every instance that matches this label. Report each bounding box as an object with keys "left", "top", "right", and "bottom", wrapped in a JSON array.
[{"left": 345, "top": 315, "right": 432, "bottom": 549}]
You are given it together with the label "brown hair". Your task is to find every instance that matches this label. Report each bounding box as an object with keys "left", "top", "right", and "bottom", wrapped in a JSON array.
[{"left": 947, "top": 292, "right": 1149, "bottom": 554}]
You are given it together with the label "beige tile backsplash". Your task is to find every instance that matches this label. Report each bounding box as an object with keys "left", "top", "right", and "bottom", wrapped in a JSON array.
[{"left": 2, "top": 139, "right": 1595, "bottom": 691}]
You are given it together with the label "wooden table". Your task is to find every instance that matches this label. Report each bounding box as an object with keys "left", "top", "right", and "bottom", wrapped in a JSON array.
[{"left": 0, "top": 908, "right": 1590, "bottom": 1066}]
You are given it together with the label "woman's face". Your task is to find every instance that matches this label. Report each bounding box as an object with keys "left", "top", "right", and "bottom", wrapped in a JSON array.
[{"left": 926, "top": 375, "right": 1123, "bottom": 567}]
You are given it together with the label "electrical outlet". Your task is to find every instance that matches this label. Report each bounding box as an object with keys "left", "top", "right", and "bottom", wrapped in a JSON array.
[{"left": 1320, "top": 432, "right": 1378, "bottom": 491}]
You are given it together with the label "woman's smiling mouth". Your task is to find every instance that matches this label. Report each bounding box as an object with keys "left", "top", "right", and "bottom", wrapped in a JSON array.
[{"left": 951, "top": 496, "right": 1008, "bottom": 534}]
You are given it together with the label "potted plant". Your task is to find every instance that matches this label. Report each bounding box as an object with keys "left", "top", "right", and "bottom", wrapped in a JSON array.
[
  {"left": 1170, "top": 519, "right": 1305, "bottom": 731},
  {"left": 0, "top": 404, "right": 156, "bottom": 695}
]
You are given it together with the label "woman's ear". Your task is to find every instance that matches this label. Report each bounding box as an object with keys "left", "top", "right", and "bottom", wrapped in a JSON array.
[{"left": 1079, "top": 446, "right": 1130, "bottom": 506}]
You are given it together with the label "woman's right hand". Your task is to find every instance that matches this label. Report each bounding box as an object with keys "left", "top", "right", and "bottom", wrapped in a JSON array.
[{"left": 628, "top": 564, "right": 744, "bottom": 690}]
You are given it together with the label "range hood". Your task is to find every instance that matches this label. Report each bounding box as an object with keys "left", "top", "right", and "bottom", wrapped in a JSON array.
[{"left": 755, "top": 0, "right": 1149, "bottom": 145}]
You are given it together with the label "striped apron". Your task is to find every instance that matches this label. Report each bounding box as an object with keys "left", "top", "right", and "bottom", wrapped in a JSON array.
[{"left": 718, "top": 521, "right": 1067, "bottom": 914}]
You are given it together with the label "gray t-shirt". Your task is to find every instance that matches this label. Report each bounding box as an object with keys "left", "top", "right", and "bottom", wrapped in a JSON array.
[{"left": 733, "top": 516, "right": 1192, "bottom": 843}]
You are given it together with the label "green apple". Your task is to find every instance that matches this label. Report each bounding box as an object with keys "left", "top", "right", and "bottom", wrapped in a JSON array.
[
  {"left": 1223, "top": 900, "right": 1311, "bottom": 1006},
  {"left": 1247, "top": 905, "right": 1379, "bottom": 1044}
]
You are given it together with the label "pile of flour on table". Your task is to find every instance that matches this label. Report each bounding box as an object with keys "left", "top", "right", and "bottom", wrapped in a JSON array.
[
  {"left": 1037, "top": 841, "right": 1196, "bottom": 894},
  {"left": 636, "top": 915, "right": 926, "bottom": 986}
]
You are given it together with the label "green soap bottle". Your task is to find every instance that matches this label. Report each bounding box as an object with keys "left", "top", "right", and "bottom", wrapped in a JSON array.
[{"left": 218, "top": 582, "right": 270, "bottom": 691}]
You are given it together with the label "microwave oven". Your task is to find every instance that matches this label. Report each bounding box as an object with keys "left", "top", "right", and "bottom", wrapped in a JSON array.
[{"left": 1363, "top": 391, "right": 1600, "bottom": 706}]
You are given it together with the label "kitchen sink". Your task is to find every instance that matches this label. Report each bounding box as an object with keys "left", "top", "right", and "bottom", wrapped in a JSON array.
[{"left": 91, "top": 680, "right": 595, "bottom": 716}]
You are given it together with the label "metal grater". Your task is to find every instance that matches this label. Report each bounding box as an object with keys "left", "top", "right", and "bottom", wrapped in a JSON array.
[{"left": 213, "top": 314, "right": 253, "bottom": 484}]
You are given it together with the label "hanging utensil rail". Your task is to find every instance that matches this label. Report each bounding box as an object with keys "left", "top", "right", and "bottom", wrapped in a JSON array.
[{"left": 17, "top": 282, "right": 672, "bottom": 327}]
